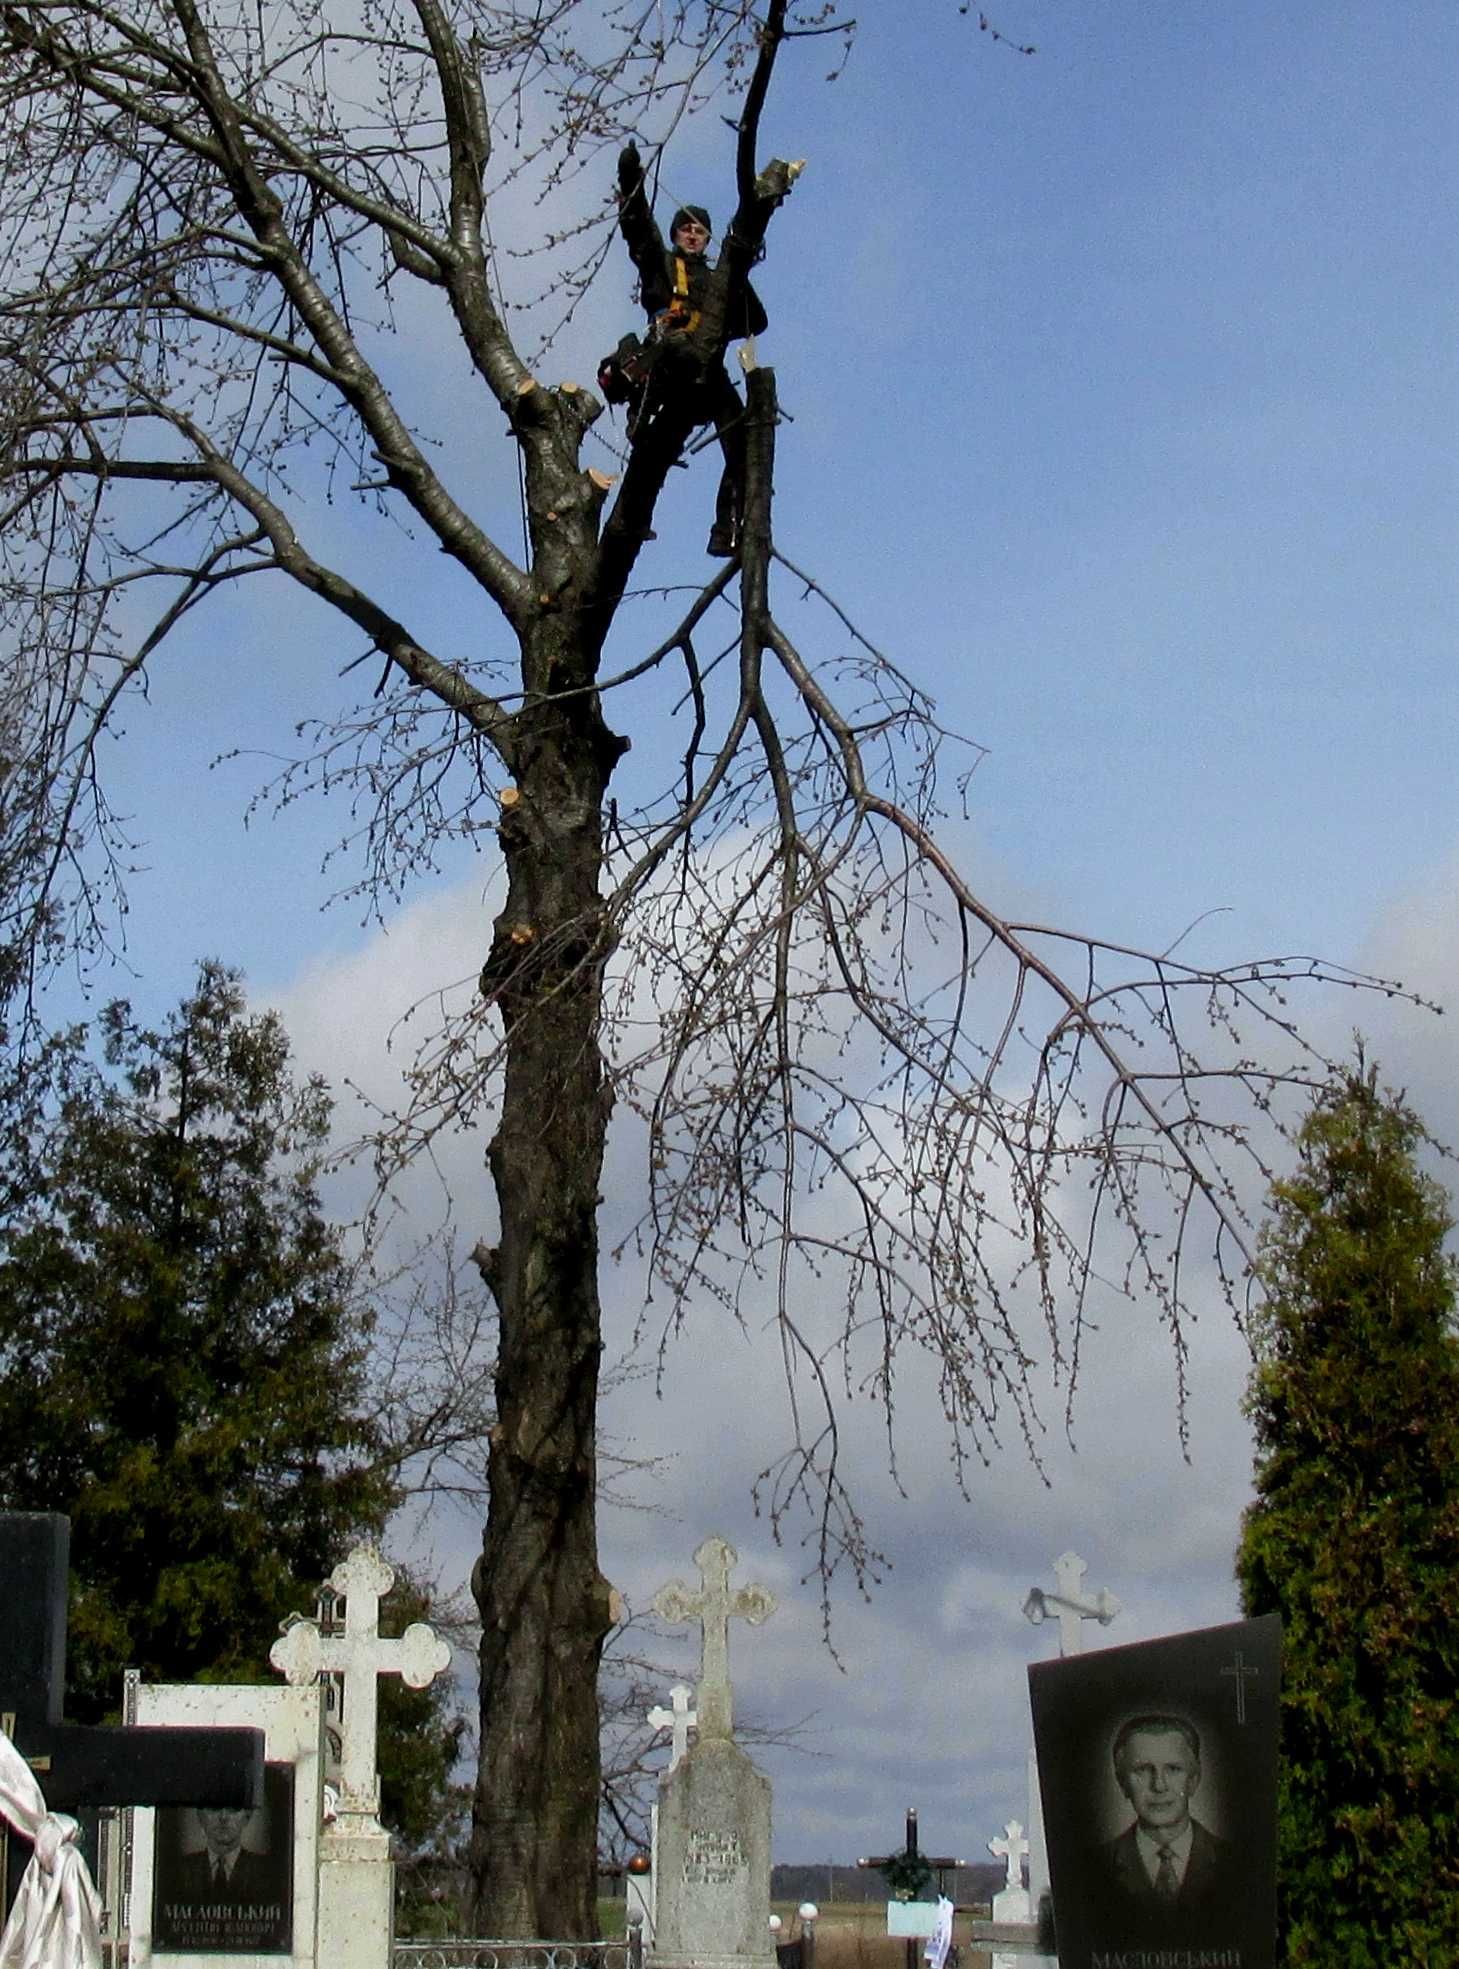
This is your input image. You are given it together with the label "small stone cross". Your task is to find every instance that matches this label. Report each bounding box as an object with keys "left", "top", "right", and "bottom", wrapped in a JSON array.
[
  {"left": 652, "top": 1536, "right": 775, "bottom": 1740},
  {"left": 270, "top": 1543, "right": 451, "bottom": 1817},
  {"left": 647, "top": 1683, "right": 698, "bottom": 1770},
  {"left": 988, "top": 1819, "right": 1028, "bottom": 1892},
  {"left": 1021, "top": 1550, "right": 1120, "bottom": 1657}
]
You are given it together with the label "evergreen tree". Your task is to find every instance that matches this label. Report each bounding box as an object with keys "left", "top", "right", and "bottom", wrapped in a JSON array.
[
  {"left": 1236, "top": 1063, "right": 1459, "bottom": 1964},
  {"left": 376, "top": 1574, "right": 472, "bottom": 1934},
  {"left": 0, "top": 960, "right": 399, "bottom": 1711},
  {"left": 0, "top": 962, "right": 468, "bottom": 1895}
]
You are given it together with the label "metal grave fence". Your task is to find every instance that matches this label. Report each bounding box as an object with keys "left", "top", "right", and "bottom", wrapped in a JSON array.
[{"left": 394, "top": 1941, "right": 641, "bottom": 1969}]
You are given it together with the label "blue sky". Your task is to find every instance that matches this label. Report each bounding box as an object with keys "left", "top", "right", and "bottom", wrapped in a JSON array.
[{"left": 45, "top": 0, "right": 1459, "bottom": 1865}]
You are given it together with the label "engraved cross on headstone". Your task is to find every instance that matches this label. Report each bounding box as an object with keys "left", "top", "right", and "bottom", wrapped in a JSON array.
[
  {"left": 652, "top": 1536, "right": 775, "bottom": 1740},
  {"left": 1021, "top": 1550, "right": 1120, "bottom": 1657},
  {"left": 647, "top": 1683, "right": 698, "bottom": 1771},
  {"left": 1221, "top": 1647, "right": 1260, "bottom": 1724},
  {"left": 0, "top": 1513, "right": 263, "bottom": 1911},
  {"left": 988, "top": 1819, "right": 1028, "bottom": 1892},
  {"left": 270, "top": 1543, "right": 451, "bottom": 1819}
]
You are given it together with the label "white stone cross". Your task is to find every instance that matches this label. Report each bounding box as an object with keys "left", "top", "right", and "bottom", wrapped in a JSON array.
[
  {"left": 989, "top": 1819, "right": 1028, "bottom": 1892},
  {"left": 1021, "top": 1550, "right": 1120, "bottom": 1657},
  {"left": 270, "top": 1542, "right": 451, "bottom": 1817},
  {"left": 647, "top": 1683, "right": 698, "bottom": 1770},
  {"left": 652, "top": 1535, "right": 775, "bottom": 1740}
]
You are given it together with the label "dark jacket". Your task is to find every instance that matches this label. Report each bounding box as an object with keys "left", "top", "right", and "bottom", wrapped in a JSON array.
[
  {"left": 616, "top": 156, "right": 767, "bottom": 343},
  {"left": 1098, "top": 1819, "right": 1241, "bottom": 1938},
  {"left": 172, "top": 1845, "right": 280, "bottom": 1906}
]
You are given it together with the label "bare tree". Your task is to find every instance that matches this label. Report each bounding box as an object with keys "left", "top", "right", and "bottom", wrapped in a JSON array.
[{"left": 0, "top": 0, "right": 1417, "bottom": 1938}]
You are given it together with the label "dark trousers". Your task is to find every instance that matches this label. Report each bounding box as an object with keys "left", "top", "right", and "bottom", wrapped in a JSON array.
[{"left": 632, "top": 347, "right": 746, "bottom": 536}]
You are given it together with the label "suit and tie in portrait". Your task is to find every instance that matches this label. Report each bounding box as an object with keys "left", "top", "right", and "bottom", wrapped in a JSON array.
[
  {"left": 152, "top": 1773, "right": 294, "bottom": 1953},
  {"left": 1028, "top": 1614, "right": 1281, "bottom": 1969},
  {"left": 1096, "top": 1715, "right": 1240, "bottom": 1939},
  {"left": 172, "top": 1832, "right": 278, "bottom": 1906}
]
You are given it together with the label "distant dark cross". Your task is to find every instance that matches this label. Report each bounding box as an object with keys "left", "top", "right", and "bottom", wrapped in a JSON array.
[
  {"left": 0, "top": 1512, "right": 264, "bottom": 1912},
  {"left": 858, "top": 1808, "right": 961, "bottom": 1969},
  {"left": 1220, "top": 1646, "right": 1260, "bottom": 1724}
]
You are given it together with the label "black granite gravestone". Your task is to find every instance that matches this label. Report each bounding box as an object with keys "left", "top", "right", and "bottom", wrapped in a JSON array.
[
  {"left": 1, "top": 1512, "right": 264, "bottom": 1911},
  {"left": 1029, "top": 1613, "right": 1281, "bottom": 1969}
]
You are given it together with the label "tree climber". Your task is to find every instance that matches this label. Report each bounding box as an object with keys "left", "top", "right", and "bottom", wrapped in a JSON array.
[{"left": 614, "top": 142, "right": 769, "bottom": 558}]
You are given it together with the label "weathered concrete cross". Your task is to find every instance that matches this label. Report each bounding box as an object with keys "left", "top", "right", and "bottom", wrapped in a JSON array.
[
  {"left": 646, "top": 1683, "right": 697, "bottom": 1770},
  {"left": 988, "top": 1819, "right": 1028, "bottom": 1892},
  {"left": 270, "top": 1543, "right": 450, "bottom": 1817},
  {"left": 1021, "top": 1550, "right": 1120, "bottom": 1657},
  {"left": 0, "top": 1512, "right": 263, "bottom": 1910},
  {"left": 652, "top": 1536, "right": 774, "bottom": 1739}
]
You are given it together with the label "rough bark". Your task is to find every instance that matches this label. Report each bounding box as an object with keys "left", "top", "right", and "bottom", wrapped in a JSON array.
[
  {"left": 465, "top": 364, "right": 778, "bottom": 1934},
  {"left": 469, "top": 530, "right": 627, "bottom": 1931},
  {"left": 457, "top": 18, "right": 796, "bottom": 1929}
]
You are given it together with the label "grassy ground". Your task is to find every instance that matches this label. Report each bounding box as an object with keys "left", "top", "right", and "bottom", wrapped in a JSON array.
[{"left": 771, "top": 1903, "right": 991, "bottom": 1969}]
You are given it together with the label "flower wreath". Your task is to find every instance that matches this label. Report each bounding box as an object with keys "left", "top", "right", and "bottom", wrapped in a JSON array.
[{"left": 878, "top": 1846, "right": 933, "bottom": 1901}]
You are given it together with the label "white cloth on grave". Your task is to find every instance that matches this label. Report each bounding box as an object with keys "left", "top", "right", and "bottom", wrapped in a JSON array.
[
  {"left": 0, "top": 1728, "right": 102, "bottom": 1969},
  {"left": 922, "top": 1896, "right": 953, "bottom": 1969}
]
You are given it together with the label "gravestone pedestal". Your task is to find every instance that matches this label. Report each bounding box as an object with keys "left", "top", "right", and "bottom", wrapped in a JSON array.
[
  {"left": 989, "top": 1886, "right": 1032, "bottom": 1969},
  {"left": 650, "top": 1737, "right": 775, "bottom": 1969},
  {"left": 315, "top": 1817, "right": 393, "bottom": 1969}
]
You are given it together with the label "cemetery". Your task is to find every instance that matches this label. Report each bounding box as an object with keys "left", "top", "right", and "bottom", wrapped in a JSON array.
[
  {"left": 1, "top": 1514, "right": 1290, "bottom": 1969},
  {"left": 7, "top": 1057, "right": 1455, "bottom": 1969},
  {"left": 2, "top": 8, "right": 1452, "bottom": 1969},
  {"left": 4, "top": 1068, "right": 1456, "bottom": 1959}
]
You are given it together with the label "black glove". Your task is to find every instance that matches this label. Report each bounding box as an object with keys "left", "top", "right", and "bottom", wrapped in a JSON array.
[{"left": 617, "top": 142, "right": 642, "bottom": 197}]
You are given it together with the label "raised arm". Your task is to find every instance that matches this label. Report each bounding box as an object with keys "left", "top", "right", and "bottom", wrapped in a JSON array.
[{"left": 616, "top": 142, "right": 669, "bottom": 312}]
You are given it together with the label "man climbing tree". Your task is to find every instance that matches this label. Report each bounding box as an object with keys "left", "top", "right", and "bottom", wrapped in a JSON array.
[{"left": 613, "top": 145, "right": 775, "bottom": 556}]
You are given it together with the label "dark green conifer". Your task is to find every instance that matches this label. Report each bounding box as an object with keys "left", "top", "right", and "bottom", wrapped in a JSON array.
[
  {"left": 0, "top": 962, "right": 463, "bottom": 1896},
  {"left": 1237, "top": 1062, "right": 1459, "bottom": 1964}
]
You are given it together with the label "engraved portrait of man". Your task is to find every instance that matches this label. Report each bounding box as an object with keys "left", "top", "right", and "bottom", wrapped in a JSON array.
[{"left": 1095, "top": 1713, "right": 1239, "bottom": 1937}]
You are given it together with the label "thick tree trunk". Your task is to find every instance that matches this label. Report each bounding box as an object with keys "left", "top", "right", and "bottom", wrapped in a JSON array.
[
  {"left": 465, "top": 344, "right": 776, "bottom": 1948},
  {"left": 470, "top": 602, "right": 624, "bottom": 1938}
]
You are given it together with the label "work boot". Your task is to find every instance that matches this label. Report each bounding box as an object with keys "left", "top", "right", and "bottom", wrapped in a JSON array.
[{"left": 706, "top": 522, "right": 738, "bottom": 558}]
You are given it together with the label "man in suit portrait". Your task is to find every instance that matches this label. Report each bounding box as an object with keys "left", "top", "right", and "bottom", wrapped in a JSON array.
[
  {"left": 153, "top": 1768, "right": 294, "bottom": 1953},
  {"left": 174, "top": 1803, "right": 275, "bottom": 1904},
  {"left": 1097, "top": 1714, "right": 1239, "bottom": 1938}
]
